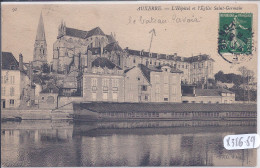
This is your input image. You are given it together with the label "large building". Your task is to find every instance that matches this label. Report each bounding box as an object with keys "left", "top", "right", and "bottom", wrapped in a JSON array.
[
  {"left": 125, "top": 64, "right": 182, "bottom": 103},
  {"left": 1, "top": 52, "right": 32, "bottom": 109},
  {"left": 32, "top": 12, "right": 48, "bottom": 68},
  {"left": 79, "top": 57, "right": 125, "bottom": 102},
  {"left": 124, "top": 49, "right": 215, "bottom": 84},
  {"left": 52, "top": 21, "right": 124, "bottom": 73}
]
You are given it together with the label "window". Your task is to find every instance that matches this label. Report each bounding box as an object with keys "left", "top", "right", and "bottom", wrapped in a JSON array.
[
  {"left": 42, "top": 97, "right": 44, "bottom": 100},
  {"left": 10, "top": 99, "right": 15, "bottom": 106},
  {"left": 10, "top": 87, "right": 14, "bottom": 96},
  {"left": 91, "top": 78, "right": 97, "bottom": 87},
  {"left": 164, "top": 98, "right": 168, "bottom": 101},
  {"left": 4, "top": 75, "right": 8, "bottom": 84},
  {"left": 92, "top": 92, "right": 97, "bottom": 100},
  {"left": 192, "top": 101, "right": 195, "bottom": 103},
  {"left": 112, "top": 92, "right": 118, "bottom": 100},
  {"left": 145, "top": 95, "right": 149, "bottom": 101},
  {"left": 10, "top": 76, "right": 15, "bottom": 84},
  {"left": 112, "top": 79, "right": 119, "bottom": 88},
  {"left": 103, "top": 92, "right": 108, "bottom": 100},
  {"left": 141, "top": 85, "right": 147, "bottom": 91},
  {"left": 137, "top": 77, "right": 140, "bottom": 81},
  {"left": 133, "top": 59, "right": 136, "bottom": 63},
  {"left": 2, "top": 87, "right": 5, "bottom": 96}
]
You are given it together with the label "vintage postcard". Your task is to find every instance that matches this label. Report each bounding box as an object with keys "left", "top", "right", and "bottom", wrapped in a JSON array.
[{"left": 1, "top": 1, "right": 258, "bottom": 167}]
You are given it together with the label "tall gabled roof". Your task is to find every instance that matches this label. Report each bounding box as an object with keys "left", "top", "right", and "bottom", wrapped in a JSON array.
[
  {"left": 1, "top": 52, "right": 19, "bottom": 70},
  {"left": 138, "top": 64, "right": 152, "bottom": 82},
  {"left": 36, "top": 12, "right": 46, "bottom": 41}
]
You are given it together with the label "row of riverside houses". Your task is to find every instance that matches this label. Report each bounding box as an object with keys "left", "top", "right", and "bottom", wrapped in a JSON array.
[
  {"left": 1, "top": 51, "right": 235, "bottom": 109},
  {"left": 1, "top": 51, "right": 234, "bottom": 109}
]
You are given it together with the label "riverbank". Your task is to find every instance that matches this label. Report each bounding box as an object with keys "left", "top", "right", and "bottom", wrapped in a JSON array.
[{"left": 1, "top": 108, "right": 73, "bottom": 120}]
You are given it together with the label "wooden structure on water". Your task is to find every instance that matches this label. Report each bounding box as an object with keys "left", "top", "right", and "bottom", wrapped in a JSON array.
[{"left": 73, "top": 102, "right": 257, "bottom": 121}]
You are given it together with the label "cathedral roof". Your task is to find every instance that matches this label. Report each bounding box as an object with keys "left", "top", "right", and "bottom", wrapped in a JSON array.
[
  {"left": 104, "top": 42, "right": 122, "bottom": 52},
  {"left": 106, "top": 34, "right": 116, "bottom": 43},
  {"left": 92, "top": 57, "right": 121, "bottom": 70},
  {"left": 64, "top": 26, "right": 106, "bottom": 39},
  {"left": 35, "top": 12, "right": 46, "bottom": 41},
  {"left": 85, "top": 27, "right": 105, "bottom": 38},
  {"left": 66, "top": 27, "right": 88, "bottom": 39},
  {"left": 1, "top": 52, "right": 19, "bottom": 70}
]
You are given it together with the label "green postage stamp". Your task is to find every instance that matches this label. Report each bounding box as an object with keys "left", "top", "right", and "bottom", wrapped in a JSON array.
[{"left": 218, "top": 13, "right": 253, "bottom": 63}]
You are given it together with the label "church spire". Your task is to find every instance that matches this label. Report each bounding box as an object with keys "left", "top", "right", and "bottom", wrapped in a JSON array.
[
  {"left": 36, "top": 12, "right": 46, "bottom": 41},
  {"left": 33, "top": 12, "right": 47, "bottom": 68}
]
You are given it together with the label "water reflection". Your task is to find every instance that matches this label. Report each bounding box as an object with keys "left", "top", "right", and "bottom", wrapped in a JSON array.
[{"left": 1, "top": 120, "right": 256, "bottom": 167}]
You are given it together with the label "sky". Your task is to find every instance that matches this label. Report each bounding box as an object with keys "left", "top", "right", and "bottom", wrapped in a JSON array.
[{"left": 1, "top": 3, "right": 258, "bottom": 75}]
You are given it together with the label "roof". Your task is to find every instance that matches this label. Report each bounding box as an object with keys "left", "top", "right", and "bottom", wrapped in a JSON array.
[
  {"left": 125, "top": 48, "right": 214, "bottom": 63},
  {"left": 92, "top": 57, "right": 121, "bottom": 70},
  {"left": 1, "top": 52, "right": 19, "bottom": 70},
  {"left": 41, "top": 82, "right": 59, "bottom": 94},
  {"left": 106, "top": 34, "right": 116, "bottom": 43},
  {"left": 185, "top": 54, "right": 215, "bottom": 63},
  {"left": 73, "top": 102, "right": 257, "bottom": 113},
  {"left": 66, "top": 27, "right": 88, "bottom": 39},
  {"left": 138, "top": 64, "right": 153, "bottom": 82},
  {"left": 85, "top": 27, "right": 105, "bottom": 38},
  {"left": 104, "top": 42, "right": 122, "bottom": 52},
  {"left": 195, "top": 88, "right": 234, "bottom": 97}
]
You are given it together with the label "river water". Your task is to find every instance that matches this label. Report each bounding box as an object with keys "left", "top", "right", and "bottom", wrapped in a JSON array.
[{"left": 1, "top": 120, "right": 257, "bottom": 167}]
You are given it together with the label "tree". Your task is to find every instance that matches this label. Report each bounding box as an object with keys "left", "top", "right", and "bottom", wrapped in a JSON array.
[
  {"left": 238, "top": 66, "right": 256, "bottom": 102},
  {"left": 214, "top": 71, "right": 226, "bottom": 82},
  {"left": 41, "top": 63, "right": 50, "bottom": 73}
]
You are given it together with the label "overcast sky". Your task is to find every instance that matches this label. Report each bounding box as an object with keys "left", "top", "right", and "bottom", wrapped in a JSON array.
[{"left": 2, "top": 3, "right": 258, "bottom": 75}]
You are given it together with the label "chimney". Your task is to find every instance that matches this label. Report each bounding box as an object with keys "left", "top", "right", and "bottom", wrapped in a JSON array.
[{"left": 19, "top": 53, "right": 23, "bottom": 71}]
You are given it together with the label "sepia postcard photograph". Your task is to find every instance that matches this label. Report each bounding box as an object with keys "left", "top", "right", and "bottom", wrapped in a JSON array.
[{"left": 1, "top": 1, "right": 259, "bottom": 167}]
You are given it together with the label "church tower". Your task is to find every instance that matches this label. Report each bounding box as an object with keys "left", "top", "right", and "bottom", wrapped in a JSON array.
[{"left": 33, "top": 12, "right": 47, "bottom": 67}]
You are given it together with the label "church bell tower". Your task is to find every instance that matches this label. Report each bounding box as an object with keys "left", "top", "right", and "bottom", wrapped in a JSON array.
[{"left": 33, "top": 12, "right": 47, "bottom": 67}]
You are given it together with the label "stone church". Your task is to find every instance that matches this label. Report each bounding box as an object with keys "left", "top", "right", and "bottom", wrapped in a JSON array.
[
  {"left": 51, "top": 21, "right": 125, "bottom": 74},
  {"left": 50, "top": 20, "right": 126, "bottom": 96}
]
